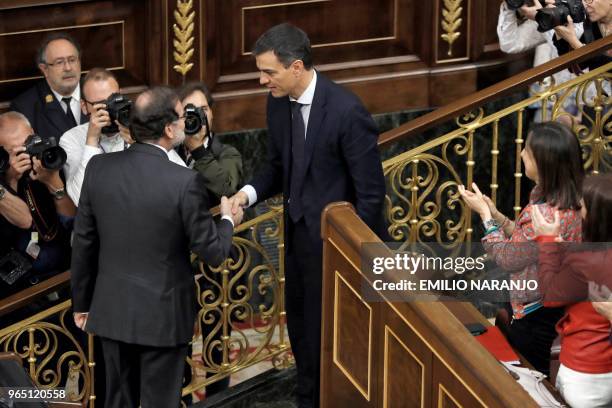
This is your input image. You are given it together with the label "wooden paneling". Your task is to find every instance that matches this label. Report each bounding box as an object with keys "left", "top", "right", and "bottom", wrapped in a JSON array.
[
  {"left": 334, "top": 270, "right": 372, "bottom": 401},
  {"left": 0, "top": 0, "right": 530, "bottom": 132},
  {"left": 0, "top": 0, "right": 159, "bottom": 103},
  {"left": 320, "top": 203, "right": 545, "bottom": 408}
]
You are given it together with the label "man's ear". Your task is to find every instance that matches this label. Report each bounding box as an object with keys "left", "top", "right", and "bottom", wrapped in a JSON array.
[
  {"left": 291, "top": 59, "right": 304, "bottom": 76},
  {"left": 38, "top": 63, "right": 48, "bottom": 78}
]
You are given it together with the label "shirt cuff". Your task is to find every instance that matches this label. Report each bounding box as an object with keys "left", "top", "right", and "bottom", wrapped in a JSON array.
[
  {"left": 221, "top": 215, "right": 234, "bottom": 228},
  {"left": 240, "top": 185, "right": 257, "bottom": 207}
]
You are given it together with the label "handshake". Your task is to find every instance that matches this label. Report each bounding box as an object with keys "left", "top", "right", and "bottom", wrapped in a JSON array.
[{"left": 219, "top": 191, "right": 249, "bottom": 227}]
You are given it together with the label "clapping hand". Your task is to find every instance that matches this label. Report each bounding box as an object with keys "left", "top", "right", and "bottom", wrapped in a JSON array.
[
  {"left": 531, "top": 205, "right": 561, "bottom": 239},
  {"left": 458, "top": 182, "right": 492, "bottom": 220}
]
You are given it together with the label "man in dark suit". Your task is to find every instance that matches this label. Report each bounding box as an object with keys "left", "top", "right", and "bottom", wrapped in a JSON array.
[
  {"left": 229, "top": 23, "right": 386, "bottom": 408},
  {"left": 71, "top": 86, "right": 242, "bottom": 408},
  {"left": 11, "top": 32, "right": 87, "bottom": 140}
]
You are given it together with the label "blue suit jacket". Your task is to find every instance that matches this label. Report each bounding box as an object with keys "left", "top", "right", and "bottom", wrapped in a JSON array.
[
  {"left": 10, "top": 80, "right": 88, "bottom": 140},
  {"left": 250, "top": 72, "right": 387, "bottom": 245}
]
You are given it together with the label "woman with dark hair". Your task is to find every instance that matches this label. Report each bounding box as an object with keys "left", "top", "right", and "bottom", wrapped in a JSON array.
[
  {"left": 532, "top": 173, "right": 612, "bottom": 407},
  {"left": 459, "top": 121, "right": 584, "bottom": 376}
]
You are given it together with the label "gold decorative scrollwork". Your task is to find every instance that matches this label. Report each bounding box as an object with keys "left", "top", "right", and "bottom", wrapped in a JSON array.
[
  {"left": 440, "top": 0, "right": 463, "bottom": 57},
  {"left": 173, "top": 0, "right": 196, "bottom": 77},
  {"left": 183, "top": 207, "right": 290, "bottom": 396},
  {"left": 0, "top": 304, "right": 92, "bottom": 404},
  {"left": 384, "top": 152, "right": 467, "bottom": 252}
]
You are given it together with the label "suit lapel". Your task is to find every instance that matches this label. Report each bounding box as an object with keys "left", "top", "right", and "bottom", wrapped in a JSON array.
[
  {"left": 303, "top": 75, "right": 326, "bottom": 174},
  {"left": 38, "top": 82, "right": 73, "bottom": 135},
  {"left": 280, "top": 97, "right": 292, "bottom": 175}
]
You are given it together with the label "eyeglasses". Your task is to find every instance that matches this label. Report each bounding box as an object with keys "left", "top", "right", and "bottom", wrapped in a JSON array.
[
  {"left": 583, "top": 0, "right": 593, "bottom": 4},
  {"left": 82, "top": 98, "right": 106, "bottom": 106},
  {"left": 45, "top": 56, "right": 80, "bottom": 68}
]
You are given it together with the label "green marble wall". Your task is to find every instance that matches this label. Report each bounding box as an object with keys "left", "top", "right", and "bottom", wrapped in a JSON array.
[{"left": 216, "top": 90, "right": 535, "bottom": 223}]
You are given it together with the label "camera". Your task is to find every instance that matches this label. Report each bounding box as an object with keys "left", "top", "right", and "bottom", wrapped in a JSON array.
[
  {"left": 183, "top": 103, "right": 209, "bottom": 136},
  {"left": 24, "top": 134, "right": 67, "bottom": 170},
  {"left": 536, "top": 0, "right": 585, "bottom": 32},
  {"left": 505, "top": 0, "right": 544, "bottom": 10},
  {"left": 101, "top": 93, "right": 132, "bottom": 134}
]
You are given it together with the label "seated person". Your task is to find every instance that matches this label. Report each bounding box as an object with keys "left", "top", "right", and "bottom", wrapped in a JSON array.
[
  {"left": 0, "top": 167, "right": 33, "bottom": 299},
  {"left": 10, "top": 32, "right": 87, "bottom": 141},
  {"left": 532, "top": 173, "right": 612, "bottom": 407},
  {"left": 60, "top": 68, "right": 186, "bottom": 205},
  {"left": 0, "top": 112, "right": 75, "bottom": 293},
  {"left": 178, "top": 82, "right": 243, "bottom": 206}
]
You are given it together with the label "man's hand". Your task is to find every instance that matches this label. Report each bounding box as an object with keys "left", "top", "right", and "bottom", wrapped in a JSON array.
[
  {"left": 519, "top": 0, "right": 543, "bottom": 21},
  {"left": 554, "top": 16, "right": 582, "bottom": 49},
  {"left": 85, "top": 104, "right": 111, "bottom": 146},
  {"left": 7, "top": 146, "right": 31, "bottom": 188},
  {"left": 184, "top": 126, "right": 207, "bottom": 152},
  {"left": 228, "top": 191, "right": 248, "bottom": 216},
  {"left": 221, "top": 196, "right": 244, "bottom": 226},
  {"left": 118, "top": 122, "right": 135, "bottom": 145},
  {"left": 73, "top": 312, "right": 88, "bottom": 330},
  {"left": 29, "top": 157, "right": 63, "bottom": 192}
]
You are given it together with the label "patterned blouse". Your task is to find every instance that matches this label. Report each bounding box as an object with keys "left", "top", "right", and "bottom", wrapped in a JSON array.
[{"left": 482, "top": 186, "right": 582, "bottom": 318}]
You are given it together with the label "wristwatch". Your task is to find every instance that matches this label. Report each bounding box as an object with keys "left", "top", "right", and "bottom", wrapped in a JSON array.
[
  {"left": 51, "top": 186, "right": 67, "bottom": 200},
  {"left": 0, "top": 184, "right": 5, "bottom": 201}
]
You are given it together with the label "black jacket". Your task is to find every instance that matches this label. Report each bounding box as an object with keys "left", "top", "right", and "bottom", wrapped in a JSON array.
[
  {"left": 10, "top": 80, "right": 88, "bottom": 140},
  {"left": 71, "top": 143, "right": 234, "bottom": 347}
]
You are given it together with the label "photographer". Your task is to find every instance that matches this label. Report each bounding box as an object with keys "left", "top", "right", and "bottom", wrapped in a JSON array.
[
  {"left": 552, "top": 0, "right": 612, "bottom": 70},
  {"left": 60, "top": 68, "right": 186, "bottom": 205},
  {"left": 498, "top": 0, "right": 584, "bottom": 122},
  {"left": 0, "top": 111, "right": 75, "bottom": 294},
  {"left": 178, "top": 82, "right": 243, "bottom": 206}
]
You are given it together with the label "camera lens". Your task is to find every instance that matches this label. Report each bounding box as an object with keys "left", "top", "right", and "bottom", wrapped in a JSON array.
[
  {"left": 40, "top": 146, "right": 67, "bottom": 170},
  {"left": 184, "top": 115, "right": 201, "bottom": 135},
  {"left": 536, "top": 8, "right": 563, "bottom": 31}
]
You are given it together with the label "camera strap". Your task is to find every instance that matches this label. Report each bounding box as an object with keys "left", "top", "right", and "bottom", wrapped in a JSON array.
[{"left": 21, "top": 179, "right": 59, "bottom": 242}]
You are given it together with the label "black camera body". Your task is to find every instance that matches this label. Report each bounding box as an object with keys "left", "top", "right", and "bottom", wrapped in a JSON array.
[
  {"left": 506, "top": 0, "right": 544, "bottom": 10},
  {"left": 183, "top": 103, "right": 210, "bottom": 136},
  {"left": 102, "top": 93, "right": 132, "bottom": 134},
  {"left": 536, "top": 0, "right": 585, "bottom": 32},
  {"left": 24, "top": 134, "right": 66, "bottom": 170}
]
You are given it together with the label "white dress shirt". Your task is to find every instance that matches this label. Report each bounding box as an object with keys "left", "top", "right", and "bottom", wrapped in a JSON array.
[
  {"left": 61, "top": 123, "right": 186, "bottom": 205},
  {"left": 241, "top": 71, "right": 318, "bottom": 207},
  {"left": 51, "top": 84, "right": 81, "bottom": 125}
]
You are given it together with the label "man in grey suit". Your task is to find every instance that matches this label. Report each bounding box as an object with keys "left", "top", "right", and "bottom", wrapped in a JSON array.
[{"left": 70, "top": 86, "right": 242, "bottom": 408}]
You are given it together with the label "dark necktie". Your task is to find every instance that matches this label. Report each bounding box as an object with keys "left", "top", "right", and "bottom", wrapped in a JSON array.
[
  {"left": 61, "top": 97, "right": 77, "bottom": 127},
  {"left": 289, "top": 101, "right": 305, "bottom": 222}
]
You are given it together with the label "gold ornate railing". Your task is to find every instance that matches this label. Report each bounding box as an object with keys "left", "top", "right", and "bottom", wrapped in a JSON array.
[
  {"left": 0, "top": 300, "right": 93, "bottom": 404},
  {"left": 384, "top": 62, "right": 610, "bottom": 253},
  {"left": 0, "top": 200, "right": 290, "bottom": 407},
  {"left": 1, "top": 41, "right": 609, "bottom": 406}
]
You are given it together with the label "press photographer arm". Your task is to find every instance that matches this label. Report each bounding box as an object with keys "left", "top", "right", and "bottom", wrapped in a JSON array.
[
  {"left": 0, "top": 183, "right": 32, "bottom": 229},
  {"left": 29, "top": 157, "right": 76, "bottom": 217}
]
